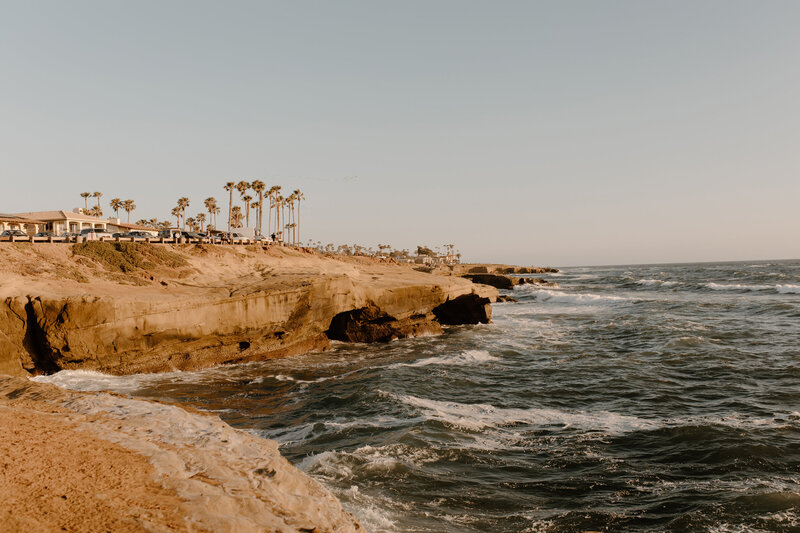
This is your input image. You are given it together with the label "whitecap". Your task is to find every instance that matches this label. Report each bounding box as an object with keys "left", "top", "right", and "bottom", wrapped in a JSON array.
[
  {"left": 392, "top": 394, "right": 656, "bottom": 435},
  {"left": 31, "top": 369, "right": 159, "bottom": 393},
  {"left": 636, "top": 279, "right": 678, "bottom": 287},
  {"left": 706, "top": 282, "right": 773, "bottom": 292},
  {"left": 390, "top": 349, "right": 499, "bottom": 369},
  {"left": 527, "top": 289, "right": 629, "bottom": 306},
  {"left": 777, "top": 284, "right": 800, "bottom": 294}
]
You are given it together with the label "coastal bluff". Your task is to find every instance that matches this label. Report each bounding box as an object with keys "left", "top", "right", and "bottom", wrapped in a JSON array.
[{"left": 0, "top": 242, "right": 496, "bottom": 377}]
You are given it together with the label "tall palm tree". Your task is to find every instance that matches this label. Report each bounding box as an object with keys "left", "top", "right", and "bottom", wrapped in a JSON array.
[
  {"left": 268, "top": 185, "right": 281, "bottom": 235},
  {"left": 242, "top": 195, "right": 252, "bottom": 227},
  {"left": 171, "top": 207, "right": 181, "bottom": 227},
  {"left": 250, "top": 180, "right": 266, "bottom": 233},
  {"left": 186, "top": 217, "right": 197, "bottom": 231},
  {"left": 274, "top": 195, "right": 284, "bottom": 241},
  {"left": 148, "top": 218, "right": 158, "bottom": 228},
  {"left": 292, "top": 189, "right": 305, "bottom": 245},
  {"left": 204, "top": 197, "right": 217, "bottom": 229},
  {"left": 177, "top": 197, "right": 190, "bottom": 229},
  {"left": 80, "top": 192, "right": 91, "bottom": 211},
  {"left": 93, "top": 191, "right": 102, "bottom": 208},
  {"left": 250, "top": 201, "right": 260, "bottom": 230},
  {"left": 110, "top": 198, "right": 122, "bottom": 218},
  {"left": 213, "top": 206, "right": 220, "bottom": 230},
  {"left": 224, "top": 182, "right": 235, "bottom": 234},
  {"left": 235, "top": 181, "right": 250, "bottom": 207},
  {"left": 122, "top": 199, "right": 136, "bottom": 222},
  {"left": 196, "top": 213, "right": 206, "bottom": 231}
]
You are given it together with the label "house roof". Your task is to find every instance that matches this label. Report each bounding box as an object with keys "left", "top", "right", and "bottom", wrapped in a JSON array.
[
  {"left": 9, "top": 210, "right": 108, "bottom": 223},
  {"left": 0, "top": 214, "right": 46, "bottom": 224},
  {"left": 111, "top": 221, "right": 156, "bottom": 231}
]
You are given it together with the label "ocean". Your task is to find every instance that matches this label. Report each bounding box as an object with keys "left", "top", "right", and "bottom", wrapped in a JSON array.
[{"left": 37, "top": 260, "right": 800, "bottom": 532}]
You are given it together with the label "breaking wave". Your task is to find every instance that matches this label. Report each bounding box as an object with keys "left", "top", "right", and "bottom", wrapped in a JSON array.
[{"left": 706, "top": 283, "right": 800, "bottom": 293}]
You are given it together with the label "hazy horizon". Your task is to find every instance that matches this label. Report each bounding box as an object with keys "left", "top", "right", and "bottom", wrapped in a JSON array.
[{"left": 2, "top": 1, "right": 798, "bottom": 266}]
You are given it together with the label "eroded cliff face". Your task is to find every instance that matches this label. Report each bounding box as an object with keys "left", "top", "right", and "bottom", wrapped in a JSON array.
[{"left": 0, "top": 244, "right": 496, "bottom": 376}]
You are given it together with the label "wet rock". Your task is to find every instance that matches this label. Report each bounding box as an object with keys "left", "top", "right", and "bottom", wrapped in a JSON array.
[
  {"left": 432, "top": 294, "right": 492, "bottom": 325},
  {"left": 326, "top": 305, "right": 442, "bottom": 343},
  {"left": 461, "top": 274, "right": 514, "bottom": 290},
  {"left": 496, "top": 295, "right": 518, "bottom": 303}
]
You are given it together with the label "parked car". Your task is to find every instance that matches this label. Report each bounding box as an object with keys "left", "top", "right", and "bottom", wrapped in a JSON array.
[
  {"left": 129, "top": 231, "right": 155, "bottom": 238},
  {"left": 34, "top": 231, "right": 57, "bottom": 238},
  {"left": 59, "top": 232, "right": 79, "bottom": 239},
  {"left": 79, "top": 228, "right": 113, "bottom": 241},
  {"left": 228, "top": 232, "right": 250, "bottom": 243},
  {"left": 180, "top": 231, "right": 203, "bottom": 240},
  {"left": 1, "top": 229, "right": 28, "bottom": 238},
  {"left": 158, "top": 229, "right": 182, "bottom": 240},
  {"left": 112, "top": 232, "right": 131, "bottom": 238}
]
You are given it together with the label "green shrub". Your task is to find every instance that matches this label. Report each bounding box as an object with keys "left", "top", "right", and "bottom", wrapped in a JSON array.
[{"left": 72, "top": 242, "right": 187, "bottom": 272}]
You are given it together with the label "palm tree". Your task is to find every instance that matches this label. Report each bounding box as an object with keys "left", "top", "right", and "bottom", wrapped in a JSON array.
[
  {"left": 242, "top": 195, "right": 252, "bottom": 227},
  {"left": 122, "top": 199, "right": 136, "bottom": 222},
  {"left": 250, "top": 201, "right": 260, "bottom": 230},
  {"left": 148, "top": 218, "right": 158, "bottom": 228},
  {"left": 235, "top": 181, "right": 250, "bottom": 208},
  {"left": 80, "top": 192, "right": 91, "bottom": 211},
  {"left": 204, "top": 197, "right": 217, "bottom": 229},
  {"left": 186, "top": 217, "right": 197, "bottom": 231},
  {"left": 93, "top": 191, "right": 102, "bottom": 208},
  {"left": 224, "top": 182, "right": 235, "bottom": 234},
  {"left": 292, "top": 189, "right": 305, "bottom": 245},
  {"left": 171, "top": 207, "right": 181, "bottom": 227},
  {"left": 231, "top": 206, "right": 243, "bottom": 228},
  {"left": 268, "top": 185, "right": 281, "bottom": 235},
  {"left": 177, "top": 197, "right": 190, "bottom": 229},
  {"left": 274, "top": 195, "right": 284, "bottom": 241},
  {"left": 213, "top": 206, "right": 220, "bottom": 231},
  {"left": 136, "top": 219, "right": 149, "bottom": 226},
  {"left": 110, "top": 198, "right": 122, "bottom": 218},
  {"left": 250, "top": 180, "right": 266, "bottom": 233},
  {"left": 196, "top": 213, "right": 206, "bottom": 231}
]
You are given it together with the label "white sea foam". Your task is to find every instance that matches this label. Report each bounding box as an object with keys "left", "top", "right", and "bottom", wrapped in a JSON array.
[
  {"left": 31, "top": 369, "right": 161, "bottom": 393},
  {"left": 706, "top": 282, "right": 800, "bottom": 294},
  {"left": 393, "top": 394, "right": 656, "bottom": 435},
  {"left": 636, "top": 279, "right": 678, "bottom": 287},
  {"left": 776, "top": 284, "right": 800, "bottom": 294},
  {"left": 528, "top": 289, "right": 629, "bottom": 306},
  {"left": 390, "top": 349, "right": 499, "bottom": 369}
]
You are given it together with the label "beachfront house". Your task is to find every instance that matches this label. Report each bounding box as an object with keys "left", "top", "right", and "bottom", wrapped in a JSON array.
[
  {"left": 8, "top": 209, "right": 110, "bottom": 235},
  {"left": 0, "top": 214, "right": 46, "bottom": 235}
]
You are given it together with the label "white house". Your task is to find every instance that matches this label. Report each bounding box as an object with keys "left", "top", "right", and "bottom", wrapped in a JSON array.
[{"left": 9, "top": 209, "right": 109, "bottom": 235}]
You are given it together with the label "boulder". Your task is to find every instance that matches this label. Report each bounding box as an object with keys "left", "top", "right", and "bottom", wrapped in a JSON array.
[{"left": 432, "top": 294, "right": 492, "bottom": 325}]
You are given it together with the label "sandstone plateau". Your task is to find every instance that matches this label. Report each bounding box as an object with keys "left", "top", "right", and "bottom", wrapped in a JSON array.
[{"left": 0, "top": 242, "right": 496, "bottom": 377}]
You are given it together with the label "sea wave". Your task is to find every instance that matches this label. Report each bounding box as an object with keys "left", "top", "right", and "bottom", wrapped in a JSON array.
[
  {"left": 390, "top": 349, "right": 499, "bottom": 368},
  {"left": 636, "top": 279, "right": 678, "bottom": 287},
  {"left": 31, "top": 369, "right": 160, "bottom": 393},
  {"left": 706, "top": 283, "right": 800, "bottom": 294},
  {"left": 528, "top": 289, "right": 629, "bottom": 305},
  {"left": 392, "top": 394, "right": 656, "bottom": 434}
]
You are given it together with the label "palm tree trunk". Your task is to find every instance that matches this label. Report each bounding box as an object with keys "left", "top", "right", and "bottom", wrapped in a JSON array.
[
  {"left": 227, "top": 190, "right": 232, "bottom": 235},
  {"left": 297, "top": 201, "right": 300, "bottom": 245}
]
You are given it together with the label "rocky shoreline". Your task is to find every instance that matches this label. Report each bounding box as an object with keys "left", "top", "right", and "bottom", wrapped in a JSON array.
[{"left": 0, "top": 242, "right": 557, "bottom": 531}]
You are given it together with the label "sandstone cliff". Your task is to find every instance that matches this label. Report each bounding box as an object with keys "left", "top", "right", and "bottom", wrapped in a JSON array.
[{"left": 0, "top": 243, "right": 496, "bottom": 377}]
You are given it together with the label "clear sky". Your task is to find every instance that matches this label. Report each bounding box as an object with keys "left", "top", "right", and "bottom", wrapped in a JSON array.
[{"left": 2, "top": 1, "right": 798, "bottom": 266}]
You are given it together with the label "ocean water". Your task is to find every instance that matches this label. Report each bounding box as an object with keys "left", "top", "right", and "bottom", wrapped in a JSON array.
[{"left": 37, "top": 260, "right": 800, "bottom": 532}]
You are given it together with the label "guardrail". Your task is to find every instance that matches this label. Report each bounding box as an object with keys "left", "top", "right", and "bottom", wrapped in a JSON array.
[{"left": 0, "top": 235, "right": 281, "bottom": 246}]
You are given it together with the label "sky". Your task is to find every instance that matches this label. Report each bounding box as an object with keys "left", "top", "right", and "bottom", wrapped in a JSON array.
[{"left": 1, "top": 0, "right": 798, "bottom": 266}]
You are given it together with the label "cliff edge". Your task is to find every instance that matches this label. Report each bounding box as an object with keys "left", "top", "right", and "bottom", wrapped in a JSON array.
[{"left": 0, "top": 243, "right": 496, "bottom": 376}]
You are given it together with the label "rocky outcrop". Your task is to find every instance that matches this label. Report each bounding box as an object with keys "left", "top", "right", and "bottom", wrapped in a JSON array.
[
  {"left": 432, "top": 294, "right": 492, "bottom": 325},
  {"left": 461, "top": 273, "right": 515, "bottom": 290},
  {"left": 327, "top": 305, "right": 443, "bottom": 343}
]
